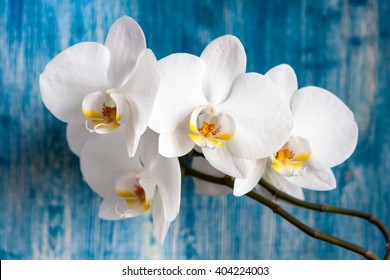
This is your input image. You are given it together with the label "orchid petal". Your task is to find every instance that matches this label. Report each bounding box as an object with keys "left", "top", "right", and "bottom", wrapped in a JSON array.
[
  {"left": 136, "top": 128, "right": 159, "bottom": 169},
  {"left": 81, "top": 91, "right": 106, "bottom": 119},
  {"left": 139, "top": 177, "right": 157, "bottom": 202},
  {"left": 88, "top": 120, "right": 121, "bottom": 134},
  {"left": 149, "top": 53, "right": 208, "bottom": 133},
  {"left": 201, "top": 35, "right": 246, "bottom": 104},
  {"left": 285, "top": 167, "right": 336, "bottom": 191},
  {"left": 202, "top": 147, "right": 257, "bottom": 178},
  {"left": 40, "top": 42, "right": 111, "bottom": 123},
  {"left": 159, "top": 115, "right": 195, "bottom": 157},
  {"left": 291, "top": 87, "right": 358, "bottom": 169},
  {"left": 124, "top": 106, "right": 141, "bottom": 157},
  {"left": 221, "top": 73, "right": 293, "bottom": 159},
  {"left": 265, "top": 64, "right": 298, "bottom": 102},
  {"left": 115, "top": 49, "right": 159, "bottom": 139},
  {"left": 110, "top": 93, "right": 126, "bottom": 123},
  {"left": 233, "top": 159, "right": 266, "bottom": 196},
  {"left": 192, "top": 157, "right": 232, "bottom": 196},
  {"left": 99, "top": 199, "right": 129, "bottom": 220},
  {"left": 262, "top": 168, "right": 305, "bottom": 200},
  {"left": 152, "top": 191, "right": 171, "bottom": 243},
  {"left": 80, "top": 128, "right": 142, "bottom": 198},
  {"left": 105, "top": 16, "right": 146, "bottom": 87},
  {"left": 150, "top": 156, "right": 181, "bottom": 221},
  {"left": 115, "top": 174, "right": 138, "bottom": 197},
  {"left": 66, "top": 123, "right": 99, "bottom": 157},
  {"left": 101, "top": 197, "right": 145, "bottom": 219}
]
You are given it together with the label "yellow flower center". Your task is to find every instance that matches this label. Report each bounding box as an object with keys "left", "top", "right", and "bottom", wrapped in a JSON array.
[
  {"left": 199, "top": 121, "right": 220, "bottom": 137},
  {"left": 102, "top": 103, "right": 117, "bottom": 124},
  {"left": 134, "top": 184, "right": 146, "bottom": 203},
  {"left": 188, "top": 107, "right": 235, "bottom": 150},
  {"left": 82, "top": 92, "right": 124, "bottom": 134},
  {"left": 275, "top": 148, "right": 294, "bottom": 161},
  {"left": 271, "top": 147, "right": 311, "bottom": 177}
]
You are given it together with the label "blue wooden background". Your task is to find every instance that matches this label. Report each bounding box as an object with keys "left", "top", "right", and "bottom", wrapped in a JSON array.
[{"left": 1, "top": 0, "right": 389, "bottom": 260}]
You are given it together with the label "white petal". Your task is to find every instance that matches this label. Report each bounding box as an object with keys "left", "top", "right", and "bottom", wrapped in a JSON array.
[
  {"left": 100, "top": 197, "right": 146, "bottom": 219},
  {"left": 265, "top": 64, "right": 298, "bottom": 102},
  {"left": 139, "top": 177, "right": 157, "bottom": 202},
  {"left": 40, "top": 42, "right": 111, "bottom": 123},
  {"left": 149, "top": 53, "right": 208, "bottom": 133},
  {"left": 115, "top": 174, "right": 138, "bottom": 196},
  {"left": 233, "top": 159, "right": 266, "bottom": 196},
  {"left": 262, "top": 168, "right": 305, "bottom": 200},
  {"left": 291, "top": 87, "right": 358, "bottom": 169},
  {"left": 99, "top": 199, "right": 128, "bottom": 220},
  {"left": 150, "top": 156, "right": 181, "bottom": 221},
  {"left": 201, "top": 35, "right": 246, "bottom": 104},
  {"left": 159, "top": 115, "right": 195, "bottom": 157},
  {"left": 202, "top": 147, "right": 257, "bottom": 178},
  {"left": 152, "top": 191, "right": 171, "bottom": 243},
  {"left": 285, "top": 167, "right": 336, "bottom": 190},
  {"left": 221, "top": 73, "right": 293, "bottom": 159},
  {"left": 105, "top": 16, "right": 146, "bottom": 87},
  {"left": 110, "top": 93, "right": 127, "bottom": 123},
  {"left": 137, "top": 128, "right": 159, "bottom": 169},
  {"left": 115, "top": 49, "right": 159, "bottom": 138},
  {"left": 81, "top": 91, "right": 106, "bottom": 119},
  {"left": 80, "top": 128, "right": 142, "bottom": 198},
  {"left": 124, "top": 108, "right": 141, "bottom": 157},
  {"left": 66, "top": 123, "right": 100, "bottom": 157},
  {"left": 86, "top": 121, "right": 121, "bottom": 135},
  {"left": 192, "top": 157, "right": 232, "bottom": 196}
]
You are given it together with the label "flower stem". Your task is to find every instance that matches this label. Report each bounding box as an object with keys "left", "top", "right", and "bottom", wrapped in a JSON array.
[
  {"left": 258, "top": 178, "right": 390, "bottom": 260},
  {"left": 179, "top": 156, "right": 389, "bottom": 260}
]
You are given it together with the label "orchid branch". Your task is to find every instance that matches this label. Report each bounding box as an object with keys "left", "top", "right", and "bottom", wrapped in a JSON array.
[
  {"left": 180, "top": 156, "right": 389, "bottom": 260},
  {"left": 258, "top": 178, "right": 390, "bottom": 260}
]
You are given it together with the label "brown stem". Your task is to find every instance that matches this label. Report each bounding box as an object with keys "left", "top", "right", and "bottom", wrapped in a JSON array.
[
  {"left": 258, "top": 178, "right": 390, "bottom": 260},
  {"left": 180, "top": 157, "right": 387, "bottom": 260}
]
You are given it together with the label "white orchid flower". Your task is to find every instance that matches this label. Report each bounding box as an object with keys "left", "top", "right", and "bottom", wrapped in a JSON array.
[
  {"left": 40, "top": 16, "right": 159, "bottom": 157},
  {"left": 149, "top": 35, "right": 293, "bottom": 195},
  {"left": 80, "top": 128, "right": 181, "bottom": 243},
  {"left": 243, "top": 64, "right": 358, "bottom": 198}
]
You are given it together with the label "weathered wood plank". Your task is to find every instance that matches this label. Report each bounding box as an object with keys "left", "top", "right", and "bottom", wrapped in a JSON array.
[{"left": 0, "top": 0, "right": 389, "bottom": 259}]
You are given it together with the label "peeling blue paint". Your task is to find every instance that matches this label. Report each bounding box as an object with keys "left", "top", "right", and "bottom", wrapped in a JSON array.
[{"left": 0, "top": 0, "right": 389, "bottom": 260}]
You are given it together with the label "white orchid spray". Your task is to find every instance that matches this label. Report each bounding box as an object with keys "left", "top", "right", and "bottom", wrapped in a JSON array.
[
  {"left": 40, "top": 16, "right": 159, "bottom": 157},
  {"left": 80, "top": 128, "right": 181, "bottom": 243},
  {"left": 149, "top": 35, "right": 293, "bottom": 196},
  {"left": 39, "top": 16, "right": 390, "bottom": 259}
]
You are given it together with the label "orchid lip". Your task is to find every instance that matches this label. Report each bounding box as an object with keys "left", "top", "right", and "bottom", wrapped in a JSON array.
[
  {"left": 82, "top": 91, "right": 126, "bottom": 134},
  {"left": 114, "top": 174, "right": 156, "bottom": 217},
  {"left": 188, "top": 106, "right": 235, "bottom": 150},
  {"left": 270, "top": 136, "right": 312, "bottom": 177}
]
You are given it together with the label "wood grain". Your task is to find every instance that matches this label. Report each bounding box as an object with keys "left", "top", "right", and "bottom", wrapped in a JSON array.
[{"left": 0, "top": 0, "right": 389, "bottom": 259}]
